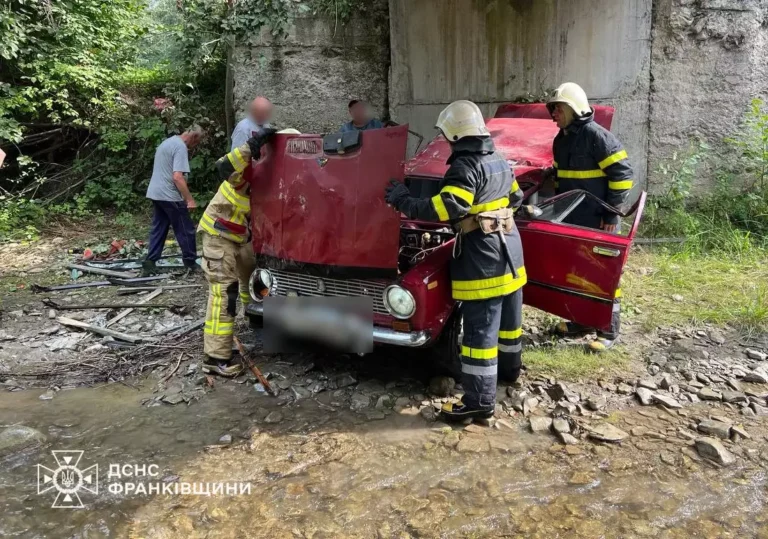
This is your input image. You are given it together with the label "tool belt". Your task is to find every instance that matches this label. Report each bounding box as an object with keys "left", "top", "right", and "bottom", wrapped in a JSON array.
[{"left": 455, "top": 208, "right": 515, "bottom": 235}]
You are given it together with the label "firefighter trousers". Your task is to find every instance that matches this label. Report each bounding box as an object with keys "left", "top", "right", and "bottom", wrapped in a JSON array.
[
  {"left": 461, "top": 288, "right": 523, "bottom": 409},
  {"left": 201, "top": 233, "right": 255, "bottom": 360}
]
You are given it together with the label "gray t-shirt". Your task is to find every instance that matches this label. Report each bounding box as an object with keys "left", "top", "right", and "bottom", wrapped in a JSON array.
[
  {"left": 146, "top": 136, "right": 190, "bottom": 202},
  {"left": 231, "top": 117, "right": 271, "bottom": 151}
]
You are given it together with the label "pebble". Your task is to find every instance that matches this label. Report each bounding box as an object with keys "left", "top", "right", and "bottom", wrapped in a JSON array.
[
  {"left": 350, "top": 393, "right": 370, "bottom": 410},
  {"left": 631, "top": 426, "right": 649, "bottom": 436},
  {"left": 559, "top": 432, "right": 579, "bottom": 445},
  {"left": 523, "top": 397, "right": 539, "bottom": 416},
  {"left": 529, "top": 416, "right": 553, "bottom": 434},
  {"left": 636, "top": 388, "right": 654, "bottom": 406},
  {"left": 333, "top": 373, "right": 357, "bottom": 389},
  {"left": 375, "top": 395, "right": 392, "bottom": 409},
  {"left": 47, "top": 309, "right": 56, "bottom": 319},
  {"left": 695, "top": 437, "right": 736, "bottom": 466},
  {"left": 587, "top": 396, "right": 606, "bottom": 411},
  {"left": 697, "top": 387, "right": 722, "bottom": 401},
  {"left": 696, "top": 373, "right": 711, "bottom": 385},
  {"left": 648, "top": 365, "right": 660, "bottom": 375},
  {"left": 552, "top": 418, "right": 570, "bottom": 434},
  {"left": 708, "top": 330, "right": 726, "bottom": 345},
  {"left": 218, "top": 434, "right": 232, "bottom": 444},
  {"left": 727, "top": 379, "right": 743, "bottom": 392},
  {"left": 587, "top": 423, "right": 629, "bottom": 443},
  {"left": 598, "top": 380, "right": 617, "bottom": 391},
  {"left": 617, "top": 383, "right": 634, "bottom": 395},
  {"left": 672, "top": 294, "right": 684, "bottom": 302},
  {"left": 264, "top": 411, "right": 283, "bottom": 424},
  {"left": 39, "top": 390, "right": 55, "bottom": 401},
  {"left": 731, "top": 425, "right": 750, "bottom": 440},
  {"left": 659, "top": 373, "right": 674, "bottom": 390},
  {"left": 746, "top": 349, "right": 767, "bottom": 361},
  {"left": 652, "top": 394, "right": 682, "bottom": 409},
  {"left": 697, "top": 420, "right": 731, "bottom": 439},
  {"left": 419, "top": 407, "right": 437, "bottom": 421}
]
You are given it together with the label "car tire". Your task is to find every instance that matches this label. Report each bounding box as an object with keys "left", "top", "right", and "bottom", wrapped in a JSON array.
[
  {"left": 430, "top": 307, "right": 462, "bottom": 381},
  {"left": 247, "top": 315, "right": 263, "bottom": 329}
]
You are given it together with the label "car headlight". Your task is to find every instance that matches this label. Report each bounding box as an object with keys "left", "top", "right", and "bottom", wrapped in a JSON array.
[
  {"left": 383, "top": 285, "right": 416, "bottom": 319},
  {"left": 249, "top": 268, "right": 274, "bottom": 302}
]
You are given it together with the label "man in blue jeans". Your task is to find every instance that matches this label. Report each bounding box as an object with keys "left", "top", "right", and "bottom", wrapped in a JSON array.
[{"left": 142, "top": 126, "right": 204, "bottom": 276}]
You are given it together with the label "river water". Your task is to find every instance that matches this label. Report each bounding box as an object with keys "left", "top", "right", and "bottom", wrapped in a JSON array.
[{"left": 1, "top": 380, "right": 767, "bottom": 538}]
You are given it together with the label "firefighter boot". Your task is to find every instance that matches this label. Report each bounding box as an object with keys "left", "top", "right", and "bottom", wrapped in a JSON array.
[
  {"left": 441, "top": 399, "right": 494, "bottom": 421},
  {"left": 202, "top": 355, "right": 243, "bottom": 378}
]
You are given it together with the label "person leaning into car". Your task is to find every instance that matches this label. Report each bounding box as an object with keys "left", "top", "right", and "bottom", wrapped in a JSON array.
[
  {"left": 545, "top": 82, "right": 634, "bottom": 352},
  {"left": 385, "top": 100, "right": 526, "bottom": 421}
]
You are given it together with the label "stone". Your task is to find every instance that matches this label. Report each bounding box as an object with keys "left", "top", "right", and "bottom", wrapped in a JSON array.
[
  {"left": 587, "top": 396, "right": 606, "bottom": 411},
  {"left": 653, "top": 394, "right": 682, "bottom": 409},
  {"left": 375, "top": 395, "right": 392, "bottom": 409},
  {"left": 696, "top": 373, "right": 712, "bottom": 385},
  {"left": 554, "top": 401, "right": 577, "bottom": 415},
  {"left": 463, "top": 423, "right": 487, "bottom": 434},
  {"left": 523, "top": 397, "right": 539, "bottom": 416},
  {"left": 218, "top": 434, "right": 232, "bottom": 444},
  {"left": 428, "top": 376, "right": 455, "bottom": 397},
  {"left": 39, "top": 390, "right": 55, "bottom": 401},
  {"left": 688, "top": 380, "right": 705, "bottom": 389},
  {"left": 332, "top": 373, "right": 357, "bottom": 389},
  {"left": 672, "top": 294, "right": 684, "bottom": 302},
  {"left": 659, "top": 373, "right": 674, "bottom": 390},
  {"left": 731, "top": 425, "right": 750, "bottom": 440},
  {"left": 0, "top": 426, "right": 46, "bottom": 455},
  {"left": 264, "top": 411, "right": 283, "bottom": 424},
  {"left": 743, "top": 370, "right": 768, "bottom": 384},
  {"left": 598, "top": 380, "right": 617, "bottom": 391},
  {"left": 364, "top": 411, "right": 386, "bottom": 420},
  {"left": 708, "top": 330, "right": 726, "bottom": 345},
  {"left": 587, "top": 423, "right": 629, "bottom": 443},
  {"left": 419, "top": 406, "right": 437, "bottom": 421},
  {"left": 721, "top": 390, "right": 747, "bottom": 404},
  {"left": 552, "top": 418, "right": 570, "bottom": 434},
  {"left": 750, "top": 402, "right": 768, "bottom": 415},
  {"left": 442, "top": 431, "right": 461, "bottom": 449},
  {"left": 568, "top": 471, "right": 594, "bottom": 485},
  {"left": 697, "top": 387, "right": 722, "bottom": 401},
  {"left": 291, "top": 386, "right": 311, "bottom": 400},
  {"left": 695, "top": 437, "right": 736, "bottom": 466},
  {"left": 660, "top": 451, "right": 677, "bottom": 466},
  {"left": 547, "top": 382, "right": 579, "bottom": 403},
  {"left": 47, "top": 309, "right": 56, "bottom": 319},
  {"left": 350, "top": 393, "right": 370, "bottom": 410},
  {"left": 617, "top": 383, "right": 634, "bottom": 395},
  {"left": 456, "top": 437, "right": 490, "bottom": 453},
  {"left": 648, "top": 365, "right": 660, "bottom": 375},
  {"left": 495, "top": 418, "right": 514, "bottom": 430},
  {"left": 636, "top": 387, "right": 654, "bottom": 406},
  {"left": 697, "top": 420, "right": 731, "bottom": 439},
  {"left": 746, "top": 349, "right": 768, "bottom": 361},
  {"left": 631, "top": 426, "right": 649, "bottom": 436},
  {"left": 529, "top": 416, "right": 553, "bottom": 434},
  {"left": 638, "top": 379, "right": 658, "bottom": 390},
  {"left": 559, "top": 432, "right": 579, "bottom": 445}
]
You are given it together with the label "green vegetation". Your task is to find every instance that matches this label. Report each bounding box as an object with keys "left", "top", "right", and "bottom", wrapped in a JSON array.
[{"left": 522, "top": 346, "right": 629, "bottom": 381}]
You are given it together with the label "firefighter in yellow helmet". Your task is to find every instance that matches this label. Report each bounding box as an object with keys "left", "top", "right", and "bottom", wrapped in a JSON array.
[
  {"left": 546, "top": 82, "right": 633, "bottom": 352},
  {"left": 199, "top": 126, "right": 279, "bottom": 377},
  {"left": 385, "top": 100, "right": 526, "bottom": 420}
]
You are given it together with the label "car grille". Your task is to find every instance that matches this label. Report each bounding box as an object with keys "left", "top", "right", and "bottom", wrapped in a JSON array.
[{"left": 271, "top": 270, "right": 390, "bottom": 315}]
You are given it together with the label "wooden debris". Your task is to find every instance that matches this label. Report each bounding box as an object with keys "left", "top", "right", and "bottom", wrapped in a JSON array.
[
  {"left": 107, "top": 288, "right": 163, "bottom": 327},
  {"left": 233, "top": 336, "right": 274, "bottom": 396},
  {"left": 67, "top": 264, "right": 138, "bottom": 278},
  {"left": 56, "top": 316, "right": 153, "bottom": 344},
  {"left": 117, "top": 285, "right": 202, "bottom": 295}
]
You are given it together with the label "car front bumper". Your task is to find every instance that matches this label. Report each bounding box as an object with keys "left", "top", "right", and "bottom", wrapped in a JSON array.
[{"left": 245, "top": 302, "right": 431, "bottom": 348}]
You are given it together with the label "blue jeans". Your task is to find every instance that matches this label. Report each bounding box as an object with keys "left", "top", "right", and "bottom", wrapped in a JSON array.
[{"left": 146, "top": 200, "right": 197, "bottom": 267}]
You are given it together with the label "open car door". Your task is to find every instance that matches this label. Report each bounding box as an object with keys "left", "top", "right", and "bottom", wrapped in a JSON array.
[
  {"left": 516, "top": 191, "right": 646, "bottom": 331},
  {"left": 247, "top": 125, "right": 408, "bottom": 278}
]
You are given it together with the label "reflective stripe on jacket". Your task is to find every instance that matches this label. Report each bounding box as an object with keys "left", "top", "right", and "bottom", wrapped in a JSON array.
[
  {"left": 552, "top": 112, "right": 633, "bottom": 227},
  {"left": 198, "top": 142, "right": 253, "bottom": 244},
  {"left": 396, "top": 137, "right": 526, "bottom": 301}
]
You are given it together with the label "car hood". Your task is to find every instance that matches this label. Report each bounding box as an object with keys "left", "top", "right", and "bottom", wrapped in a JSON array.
[{"left": 247, "top": 125, "right": 409, "bottom": 277}]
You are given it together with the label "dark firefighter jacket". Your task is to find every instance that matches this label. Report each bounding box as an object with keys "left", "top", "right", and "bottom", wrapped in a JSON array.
[
  {"left": 553, "top": 112, "right": 634, "bottom": 228},
  {"left": 396, "top": 137, "right": 526, "bottom": 301}
]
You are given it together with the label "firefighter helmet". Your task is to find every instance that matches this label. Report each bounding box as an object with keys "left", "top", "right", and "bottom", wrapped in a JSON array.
[
  {"left": 547, "top": 83, "right": 591, "bottom": 117},
  {"left": 435, "top": 100, "right": 489, "bottom": 141}
]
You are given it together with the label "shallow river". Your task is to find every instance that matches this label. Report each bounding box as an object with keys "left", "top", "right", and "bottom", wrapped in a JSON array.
[{"left": 1, "top": 380, "right": 767, "bottom": 538}]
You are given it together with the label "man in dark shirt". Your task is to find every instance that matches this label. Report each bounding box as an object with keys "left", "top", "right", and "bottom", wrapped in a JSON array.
[{"left": 340, "top": 99, "right": 383, "bottom": 132}]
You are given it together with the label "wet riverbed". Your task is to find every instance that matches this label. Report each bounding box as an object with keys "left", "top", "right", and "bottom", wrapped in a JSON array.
[{"left": 2, "top": 375, "right": 768, "bottom": 539}]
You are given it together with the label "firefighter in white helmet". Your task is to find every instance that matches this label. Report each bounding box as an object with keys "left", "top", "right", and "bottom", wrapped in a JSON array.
[
  {"left": 547, "top": 82, "right": 633, "bottom": 352},
  {"left": 385, "top": 100, "right": 526, "bottom": 420}
]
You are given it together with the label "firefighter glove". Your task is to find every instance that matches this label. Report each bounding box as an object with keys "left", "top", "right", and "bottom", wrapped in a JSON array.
[
  {"left": 384, "top": 179, "right": 410, "bottom": 210},
  {"left": 246, "top": 127, "right": 278, "bottom": 156}
]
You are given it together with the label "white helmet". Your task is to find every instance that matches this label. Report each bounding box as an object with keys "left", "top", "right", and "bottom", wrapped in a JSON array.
[
  {"left": 435, "top": 100, "right": 489, "bottom": 141},
  {"left": 277, "top": 128, "right": 301, "bottom": 134},
  {"left": 547, "top": 83, "right": 591, "bottom": 117}
]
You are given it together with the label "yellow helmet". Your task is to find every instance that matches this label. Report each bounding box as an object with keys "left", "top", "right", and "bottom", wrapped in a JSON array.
[
  {"left": 547, "top": 83, "right": 591, "bottom": 117},
  {"left": 435, "top": 100, "right": 489, "bottom": 141}
]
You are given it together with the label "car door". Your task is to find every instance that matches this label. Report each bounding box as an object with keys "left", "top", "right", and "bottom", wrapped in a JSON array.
[
  {"left": 247, "top": 125, "right": 408, "bottom": 278},
  {"left": 516, "top": 192, "right": 646, "bottom": 331}
]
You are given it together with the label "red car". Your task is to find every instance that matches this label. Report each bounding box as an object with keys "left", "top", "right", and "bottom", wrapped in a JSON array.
[{"left": 244, "top": 104, "right": 646, "bottom": 371}]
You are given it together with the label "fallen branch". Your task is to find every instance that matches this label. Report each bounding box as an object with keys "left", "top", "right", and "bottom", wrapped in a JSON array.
[
  {"left": 56, "top": 316, "right": 153, "bottom": 344},
  {"left": 106, "top": 288, "right": 163, "bottom": 327},
  {"left": 233, "top": 335, "right": 274, "bottom": 396},
  {"left": 67, "top": 264, "right": 138, "bottom": 278},
  {"left": 162, "top": 353, "right": 184, "bottom": 383}
]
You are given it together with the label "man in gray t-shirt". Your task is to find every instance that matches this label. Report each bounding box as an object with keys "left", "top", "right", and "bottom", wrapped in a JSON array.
[
  {"left": 142, "top": 126, "right": 203, "bottom": 276},
  {"left": 231, "top": 96, "right": 273, "bottom": 151}
]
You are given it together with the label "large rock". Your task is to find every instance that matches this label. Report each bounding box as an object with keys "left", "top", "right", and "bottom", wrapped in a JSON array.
[
  {"left": 721, "top": 390, "right": 747, "bottom": 404},
  {"left": 743, "top": 370, "right": 768, "bottom": 384},
  {"left": 659, "top": 373, "right": 674, "bottom": 390},
  {"left": 697, "top": 420, "right": 731, "bottom": 439},
  {"left": 0, "top": 426, "right": 46, "bottom": 455},
  {"left": 746, "top": 349, "right": 767, "bottom": 361},
  {"left": 587, "top": 423, "right": 629, "bottom": 443},
  {"left": 697, "top": 387, "right": 722, "bottom": 401},
  {"left": 695, "top": 437, "right": 736, "bottom": 466},
  {"left": 638, "top": 379, "right": 658, "bottom": 390},
  {"left": 429, "top": 376, "right": 455, "bottom": 397},
  {"left": 529, "top": 416, "right": 553, "bottom": 434},
  {"left": 552, "top": 418, "right": 570, "bottom": 434},
  {"left": 652, "top": 394, "right": 682, "bottom": 409},
  {"left": 636, "top": 387, "right": 654, "bottom": 406}
]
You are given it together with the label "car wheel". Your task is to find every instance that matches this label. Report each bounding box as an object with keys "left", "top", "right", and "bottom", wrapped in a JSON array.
[{"left": 430, "top": 307, "right": 462, "bottom": 380}]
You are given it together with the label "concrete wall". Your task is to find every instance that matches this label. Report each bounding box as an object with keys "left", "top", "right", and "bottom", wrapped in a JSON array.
[
  {"left": 232, "top": 0, "right": 390, "bottom": 134},
  {"left": 389, "top": 0, "right": 653, "bottom": 186},
  {"left": 648, "top": 0, "right": 768, "bottom": 192}
]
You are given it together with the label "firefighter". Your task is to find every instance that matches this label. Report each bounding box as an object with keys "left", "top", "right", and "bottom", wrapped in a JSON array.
[
  {"left": 199, "top": 126, "right": 277, "bottom": 377},
  {"left": 384, "top": 100, "right": 526, "bottom": 420},
  {"left": 546, "top": 82, "right": 633, "bottom": 352}
]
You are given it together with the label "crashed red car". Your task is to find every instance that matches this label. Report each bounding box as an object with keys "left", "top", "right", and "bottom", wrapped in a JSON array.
[{"left": 244, "top": 104, "right": 646, "bottom": 369}]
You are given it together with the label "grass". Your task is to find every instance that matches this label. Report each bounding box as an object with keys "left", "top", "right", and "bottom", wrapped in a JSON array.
[
  {"left": 622, "top": 250, "right": 768, "bottom": 334},
  {"left": 522, "top": 346, "right": 630, "bottom": 381}
]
